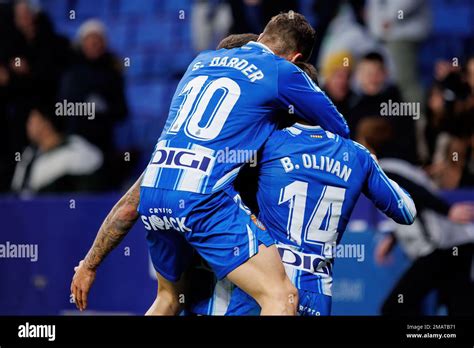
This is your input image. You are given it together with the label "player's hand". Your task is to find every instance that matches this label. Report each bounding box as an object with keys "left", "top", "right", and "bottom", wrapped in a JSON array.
[
  {"left": 448, "top": 202, "right": 474, "bottom": 224},
  {"left": 71, "top": 260, "right": 96, "bottom": 311}
]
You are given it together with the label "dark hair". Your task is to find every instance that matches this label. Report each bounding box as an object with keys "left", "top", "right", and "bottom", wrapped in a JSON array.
[
  {"left": 361, "top": 51, "right": 385, "bottom": 65},
  {"left": 260, "top": 11, "right": 315, "bottom": 61},
  {"left": 217, "top": 33, "right": 259, "bottom": 50},
  {"left": 295, "top": 62, "right": 319, "bottom": 85},
  {"left": 31, "top": 102, "right": 65, "bottom": 133}
]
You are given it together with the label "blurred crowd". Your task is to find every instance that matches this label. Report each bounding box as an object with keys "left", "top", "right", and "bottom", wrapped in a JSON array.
[
  {"left": 194, "top": 0, "right": 474, "bottom": 190},
  {"left": 0, "top": 0, "right": 128, "bottom": 194},
  {"left": 0, "top": 0, "right": 473, "bottom": 195}
]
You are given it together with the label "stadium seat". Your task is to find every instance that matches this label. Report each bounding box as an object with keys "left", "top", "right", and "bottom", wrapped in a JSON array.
[
  {"left": 135, "top": 18, "right": 174, "bottom": 50},
  {"left": 432, "top": 0, "right": 473, "bottom": 36},
  {"left": 126, "top": 82, "right": 165, "bottom": 118},
  {"left": 118, "top": 0, "right": 157, "bottom": 16},
  {"left": 40, "top": 0, "right": 474, "bottom": 162},
  {"left": 106, "top": 18, "right": 133, "bottom": 54},
  {"left": 122, "top": 52, "right": 148, "bottom": 79},
  {"left": 73, "top": 0, "right": 110, "bottom": 19}
]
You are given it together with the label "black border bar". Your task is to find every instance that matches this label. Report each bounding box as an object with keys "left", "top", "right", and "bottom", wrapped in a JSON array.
[{"left": 0, "top": 316, "right": 473, "bottom": 346}]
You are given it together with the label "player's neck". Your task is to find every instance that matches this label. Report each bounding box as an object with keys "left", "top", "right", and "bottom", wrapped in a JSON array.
[
  {"left": 253, "top": 40, "right": 275, "bottom": 55},
  {"left": 294, "top": 118, "right": 311, "bottom": 126}
]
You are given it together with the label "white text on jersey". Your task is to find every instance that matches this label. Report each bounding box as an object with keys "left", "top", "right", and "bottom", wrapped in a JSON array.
[
  {"left": 209, "top": 57, "right": 264, "bottom": 82},
  {"left": 280, "top": 154, "right": 353, "bottom": 182}
]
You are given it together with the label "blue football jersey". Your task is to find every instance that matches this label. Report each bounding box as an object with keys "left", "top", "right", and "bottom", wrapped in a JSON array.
[
  {"left": 257, "top": 123, "right": 416, "bottom": 296},
  {"left": 141, "top": 42, "right": 349, "bottom": 194}
]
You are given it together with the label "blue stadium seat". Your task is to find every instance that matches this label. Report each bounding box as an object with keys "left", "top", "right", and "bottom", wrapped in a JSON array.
[
  {"left": 122, "top": 52, "right": 150, "bottom": 79},
  {"left": 40, "top": 0, "right": 474, "bottom": 159},
  {"left": 162, "top": 0, "right": 191, "bottom": 13},
  {"left": 118, "top": 0, "right": 157, "bottom": 16},
  {"left": 168, "top": 51, "right": 193, "bottom": 74},
  {"left": 131, "top": 118, "right": 167, "bottom": 150},
  {"left": 123, "top": 80, "right": 179, "bottom": 152},
  {"left": 150, "top": 52, "right": 178, "bottom": 76},
  {"left": 106, "top": 19, "right": 133, "bottom": 54},
  {"left": 126, "top": 82, "right": 166, "bottom": 118},
  {"left": 55, "top": 22, "right": 81, "bottom": 40},
  {"left": 432, "top": 0, "right": 473, "bottom": 36},
  {"left": 73, "top": 0, "right": 110, "bottom": 19},
  {"left": 135, "top": 17, "right": 174, "bottom": 50}
]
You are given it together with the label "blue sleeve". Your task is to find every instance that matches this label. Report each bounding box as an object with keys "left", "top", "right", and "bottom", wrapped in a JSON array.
[
  {"left": 276, "top": 61, "right": 350, "bottom": 138},
  {"left": 357, "top": 144, "right": 417, "bottom": 225},
  {"left": 259, "top": 130, "right": 287, "bottom": 165}
]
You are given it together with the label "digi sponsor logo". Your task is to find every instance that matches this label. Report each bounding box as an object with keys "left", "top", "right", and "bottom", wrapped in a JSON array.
[
  {"left": 277, "top": 245, "right": 329, "bottom": 275},
  {"left": 277, "top": 243, "right": 366, "bottom": 275},
  {"left": 151, "top": 147, "right": 213, "bottom": 174}
]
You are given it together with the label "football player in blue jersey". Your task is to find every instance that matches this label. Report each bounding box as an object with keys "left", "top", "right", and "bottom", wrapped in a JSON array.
[
  {"left": 184, "top": 60, "right": 416, "bottom": 317},
  {"left": 137, "top": 11, "right": 353, "bottom": 316},
  {"left": 71, "top": 12, "right": 350, "bottom": 315},
  {"left": 225, "top": 63, "right": 417, "bottom": 316}
]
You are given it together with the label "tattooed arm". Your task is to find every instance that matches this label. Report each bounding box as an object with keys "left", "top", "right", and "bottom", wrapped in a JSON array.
[
  {"left": 83, "top": 173, "right": 142, "bottom": 270},
  {"left": 71, "top": 174, "right": 143, "bottom": 311}
]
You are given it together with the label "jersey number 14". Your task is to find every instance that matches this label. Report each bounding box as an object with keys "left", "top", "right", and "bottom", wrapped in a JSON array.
[{"left": 279, "top": 181, "right": 346, "bottom": 248}]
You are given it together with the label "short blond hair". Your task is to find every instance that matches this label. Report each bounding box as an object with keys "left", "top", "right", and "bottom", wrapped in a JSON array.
[{"left": 321, "top": 51, "right": 353, "bottom": 80}]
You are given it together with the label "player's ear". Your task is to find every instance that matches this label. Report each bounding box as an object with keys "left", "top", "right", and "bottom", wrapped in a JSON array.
[{"left": 289, "top": 52, "right": 303, "bottom": 63}]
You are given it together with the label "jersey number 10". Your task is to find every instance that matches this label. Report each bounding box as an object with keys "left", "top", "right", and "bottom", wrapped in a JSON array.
[{"left": 168, "top": 75, "right": 241, "bottom": 141}]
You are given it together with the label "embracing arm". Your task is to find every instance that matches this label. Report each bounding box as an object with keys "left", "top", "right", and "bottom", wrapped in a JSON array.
[
  {"left": 71, "top": 173, "right": 143, "bottom": 311},
  {"left": 277, "top": 61, "right": 350, "bottom": 138}
]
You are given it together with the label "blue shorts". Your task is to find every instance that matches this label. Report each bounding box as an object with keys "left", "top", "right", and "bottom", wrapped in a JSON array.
[
  {"left": 138, "top": 186, "right": 274, "bottom": 282},
  {"left": 225, "top": 287, "right": 332, "bottom": 316}
]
